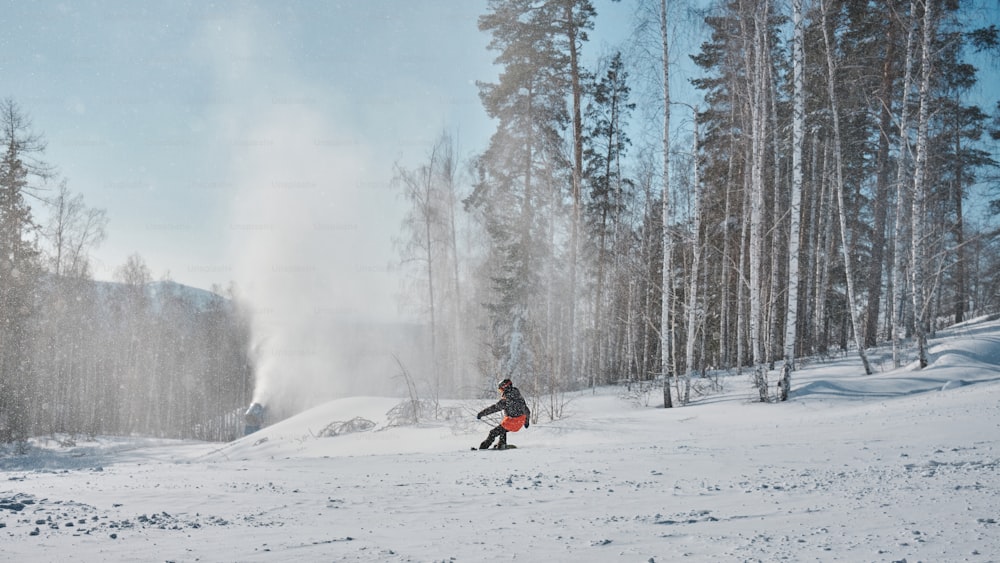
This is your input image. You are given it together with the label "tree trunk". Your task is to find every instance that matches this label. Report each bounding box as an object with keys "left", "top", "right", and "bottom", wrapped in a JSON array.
[
  {"left": 814, "top": 140, "right": 834, "bottom": 354},
  {"left": 747, "top": 0, "right": 771, "bottom": 401},
  {"left": 737, "top": 158, "right": 751, "bottom": 373},
  {"left": 719, "top": 128, "right": 736, "bottom": 370},
  {"left": 767, "top": 63, "right": 783, "bottom": 371},
  {"left": 892, "top": 0, "right": 918, "bottom": 368},
  {"left": 780, "top": 0, "right": 806, "bottom": 401},
  {"left": 683, "top": 110, "right": 700, "bottom": 405},
  {"left": 952, "top": 116, "right": 966, "bottom": 325},
  {"left": 911, "top": 0, "right": 935, "bottom": 369},
  {"left": 566, "top": 2, "right": 584, "bottom": 385},
  {"left": 660, "top": 0, "right": 674, "bottom": 408},
  {"left": 865, "top": 6, "right": 899, "bottom": 348},
  {"left": 821, "top": 0, "right": 872, "bottom": 375}
]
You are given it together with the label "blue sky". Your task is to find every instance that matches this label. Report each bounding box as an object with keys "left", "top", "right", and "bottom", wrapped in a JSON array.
[
  {"left": 2, "top": 0, "right": 639, "bottom": 322},
  {"left": 4, "top": 2, "right": 492, "bottom": 302}
]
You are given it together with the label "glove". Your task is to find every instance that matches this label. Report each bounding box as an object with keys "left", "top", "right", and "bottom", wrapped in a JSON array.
[
  {"left": 524, "top": 419, "right": 529, "bottom": 429},
  {"left": 476, "top": 413, "right": 482, "bottom": 420}
]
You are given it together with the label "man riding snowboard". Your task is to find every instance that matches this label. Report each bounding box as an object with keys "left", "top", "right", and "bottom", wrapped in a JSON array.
[{"left": 476, "top": 378, "right": 530, "bottom": 450}]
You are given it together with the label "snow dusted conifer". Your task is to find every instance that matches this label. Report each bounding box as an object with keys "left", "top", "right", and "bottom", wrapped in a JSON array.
[
  {"left": 583, "top": 51, "right": 635, "bottom": 389},
  {"left": 0, "top": 99, "right": 46, "bottom": 444},
  {"left": 563, "top": 0, "right": 596, "bottom": 386}
]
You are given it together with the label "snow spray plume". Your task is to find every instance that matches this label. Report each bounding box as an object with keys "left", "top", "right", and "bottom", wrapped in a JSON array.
[
  {"left": 226, "top": 105, "right": 411, "bottom": 421},
  {"left": 205, "top": 11, "right": 425, "bottom": 422}
]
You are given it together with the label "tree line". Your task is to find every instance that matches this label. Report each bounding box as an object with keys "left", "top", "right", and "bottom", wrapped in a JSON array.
[
  {"left": 0, "top": 98, "right": 254, "bottom": 446},
  {"left": 394, "top": 0, "right": 1000, "bottom": 414},
  {"left": 5, "top": 0, "right": 999, "bottom": 444}
]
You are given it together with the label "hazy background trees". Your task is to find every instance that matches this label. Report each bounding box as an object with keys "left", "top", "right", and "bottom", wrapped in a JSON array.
[{"left": 0, "top": 99, "right": 254, "bottom": 445}]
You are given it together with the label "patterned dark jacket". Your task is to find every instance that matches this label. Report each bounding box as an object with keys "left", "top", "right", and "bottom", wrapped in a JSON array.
[{"left": 478, "top": 386, "right": 530, "bottom": 420}]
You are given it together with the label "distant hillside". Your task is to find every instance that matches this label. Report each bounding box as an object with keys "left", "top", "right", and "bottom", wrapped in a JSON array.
[{"left": 77, "top": 277, "right": 233, "bottom": 314}]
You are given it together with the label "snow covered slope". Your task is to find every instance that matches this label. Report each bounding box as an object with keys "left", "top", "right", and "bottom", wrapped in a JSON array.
[{"left": 2, "top": 318, "right": 999, "bottom": 562}]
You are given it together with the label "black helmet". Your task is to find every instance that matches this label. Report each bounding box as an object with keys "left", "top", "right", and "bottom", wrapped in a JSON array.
[{"left": 497, "top": 378, "right": 513, "bottom": 392}]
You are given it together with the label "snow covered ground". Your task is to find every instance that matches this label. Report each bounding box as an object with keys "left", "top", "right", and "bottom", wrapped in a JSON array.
[{"left": 3, "top": 317, "right": 1000, "bottom": 562}]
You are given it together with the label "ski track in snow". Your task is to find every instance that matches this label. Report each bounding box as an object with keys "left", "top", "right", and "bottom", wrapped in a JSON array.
[{"left": 3, "top": 319, "right": 1000, "bottom": 562}]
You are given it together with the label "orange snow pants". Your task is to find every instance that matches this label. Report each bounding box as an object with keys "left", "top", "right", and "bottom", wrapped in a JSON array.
[{"left": 501, "top": 415, "right": 526, "bottom": 432}]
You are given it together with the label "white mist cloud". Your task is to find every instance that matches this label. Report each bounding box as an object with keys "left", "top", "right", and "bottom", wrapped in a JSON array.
[{"left": 195, "top": 8, "right": 412, "bottom": 416}]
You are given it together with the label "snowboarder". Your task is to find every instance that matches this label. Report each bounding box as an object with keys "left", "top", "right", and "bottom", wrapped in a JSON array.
[{"left": 476, "top": 378, "right": 530, "bottom": 450}]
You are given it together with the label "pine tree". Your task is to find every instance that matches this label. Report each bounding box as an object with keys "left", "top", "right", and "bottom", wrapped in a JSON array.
[
  {"left": 472, "top": 0, "right": 591, "bottom": 406},
  {"left": 0, "top": 99, "right": 46, "bottom": 444},
  {"left": 583, "top": 51, "right": 634, "bottom": 388}
]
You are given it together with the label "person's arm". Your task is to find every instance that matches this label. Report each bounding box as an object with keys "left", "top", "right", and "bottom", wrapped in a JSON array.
[{"left": 477, "top": 401, "right": 503, "bottom": 419}]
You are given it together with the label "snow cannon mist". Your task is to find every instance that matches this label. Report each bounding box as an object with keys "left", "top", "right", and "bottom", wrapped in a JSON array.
[{"left": 225, "top": 99, "right": 411, "bottom": 421}]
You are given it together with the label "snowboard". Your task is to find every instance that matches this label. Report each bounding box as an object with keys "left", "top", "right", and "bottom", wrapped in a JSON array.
[{"left": 470, "top": 444, "right": 517, "bottom": 451}]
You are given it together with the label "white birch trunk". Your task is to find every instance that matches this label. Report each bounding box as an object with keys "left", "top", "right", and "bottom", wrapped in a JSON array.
[
  {"left": 814, "top": 140, "right": 833, "bottom": 351},
  {"left": 566, "top": 3, "right": 584, "bottom": 385},
  {"left": 719, "top": 129, "right": 736, "bottom": 369},
  {"left": 737, "top": 164, "right": 750, "bottom": 374},
  {"left": 805, "top": 131, "right": 821, "bottom": 352},
  {"left": 892, "top": 1, "right": 918, "bottom": 368},
  {"left": 911, "top": 0, "right": 935, "bottom": 369},
  {"left": 821, "top": 0, "right": 872, "bottom": 375},
  {"left": 780, "top": 0, "right": 806, "bottom": 400},
  {"left": 660, "top": 0, "right": 674, "bottom": 407},
  {"left": 683, "top": 110, "right": 700, "bottom": 405},
  {"left": 747, "top": 0, "right": 771, "bottom": 401},
  {"left": 767, "top": 62, "right": 782, "bottom": 370}
]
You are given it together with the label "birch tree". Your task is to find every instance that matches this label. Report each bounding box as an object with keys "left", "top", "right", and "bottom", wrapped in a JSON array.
[
  {"left": 910, "top": 0, "right": 936, "bottom": 369},
  {"left": 659, "top": 0, "right": 675, "bottom": 407},
  {"left": 682, "top": 106, "right": 701, "bottom": 405},
  {"left": 891, "top": 0, "right": 918, "bottom": 368},
  {"left": 43, "top": 180, "right": 108, "bottom": 279},
  {"left": 779, "top": 0, "right": 807, "bottom": 401},
  {"left": 395, "top": 138, "right": 446, "bottom": 399},
  {"left": 395, "top": 131, "right": 468, "bottom": 400},
  {"left": 820, "top": 0, "right": 872, "bottom": 375},
  {"left": 746, "top": 0, "right": 772, "bottom": 401}
]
